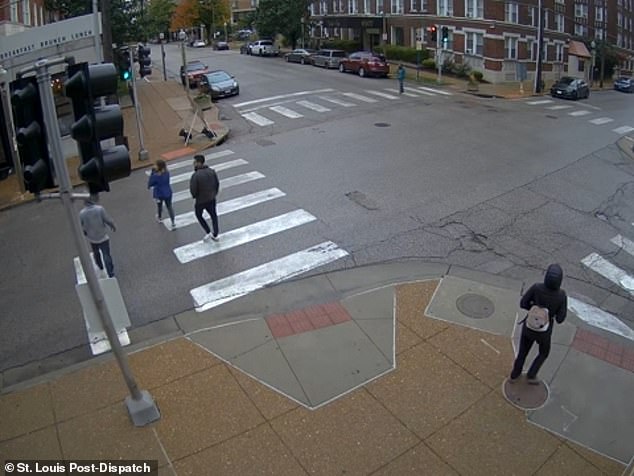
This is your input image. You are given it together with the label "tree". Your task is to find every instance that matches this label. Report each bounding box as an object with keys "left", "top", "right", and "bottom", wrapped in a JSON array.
[
  {"left": 255, "top": 0, "right": 308, "bottom": 49},
  {"left": 170, "top": 0, "right": 198, "bottom": 33},
  {"left": 146, "top": 0, "right": 175, "bottom": 39},
  {"left": 43, "top": 0, "right": 91, "bottom": 19},
  {"left": 198, "top": 0, "right": 230, "bottom": 42}
]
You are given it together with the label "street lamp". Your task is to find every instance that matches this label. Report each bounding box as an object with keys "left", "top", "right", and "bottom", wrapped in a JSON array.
[
  {"left": 224, "top": 21, "right": 227, "bottom": 42},
  {"left": 301, "top": 17, "right": 305, "bottom": 49},
  {"left": 590, "top": 40, "right": 596, "bottom": 85},
  {"left": 179, "top": 30, "right": 190, "bottom": 92}
]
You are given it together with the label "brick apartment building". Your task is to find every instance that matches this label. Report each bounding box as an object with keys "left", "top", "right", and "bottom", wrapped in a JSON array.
[
  {"left": 307, "top": 0, "right": 634, "bottom": 83},
  {"left": 0, "top": 0, "right": 56, "bottom": 37}
]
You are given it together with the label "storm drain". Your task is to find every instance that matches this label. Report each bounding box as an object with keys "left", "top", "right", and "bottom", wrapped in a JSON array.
[
  {"left": 456, "top": 293, "right": 495, "bottom": 319},
  {"left": 374, "top": 122, "right": 391, "bottom": 128}
]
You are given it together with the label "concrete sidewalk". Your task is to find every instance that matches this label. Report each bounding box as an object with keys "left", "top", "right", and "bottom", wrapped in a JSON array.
[{"left": 1, "top": 262, "right": 632, "bottom": 475}]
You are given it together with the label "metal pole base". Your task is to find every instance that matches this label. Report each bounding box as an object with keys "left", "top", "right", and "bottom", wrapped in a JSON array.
[
  {"left": 138, "top": 149, "right": 149, "bottom": 161},
  {"left": 125, "top": 390, "right": 161, "bottom": 426}
]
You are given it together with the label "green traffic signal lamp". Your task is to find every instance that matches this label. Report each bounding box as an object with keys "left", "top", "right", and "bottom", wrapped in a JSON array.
[
  {"left": 121, "top": 69, "right": 131, "bottom": 81},
  {"left": 119, "top": 49, "right": 132, "bottom": 81}
]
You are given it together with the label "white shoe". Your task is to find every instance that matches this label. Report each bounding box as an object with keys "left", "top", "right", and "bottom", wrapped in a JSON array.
[
  {"left": 155, "top": 214, "right": 162, "bottom": 223},
  {"left": 210, "top": 234, "right": 219, "bottom": 242},
  {"left": 203, "top": 233, "right": 213, "bottom": 242},
  {"left": 170, "top": 222, "right": 176, "bottom": 230}
]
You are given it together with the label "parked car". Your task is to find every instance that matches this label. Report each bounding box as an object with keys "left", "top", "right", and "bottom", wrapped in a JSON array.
[
  {"left": 284, "top": 48, "right": 317, "bottom": 65},
  {"left": 338, "top": 51, "right": 389, "bottom": 78},
  {"left": 240, "top": 41, "right": 253, "bottom": 54},
  {"left": 311, "top": 49, "right": 346, "bottom": 69},
  {"left": 614, "top": 76, "right": 634, "bottom": 93},
  {"left": 180, "top": 60, "right": 209, "bottom": 88},
  {"left": 191, "top": 39, "right": 206, "bottom": 48},
  {"left": 250, "top": 39, "right": 279, "bottom": 56},
  {"left": 214, "top": 41, "right": 230, "bottom": 51},
  {"left": 550, "top": 76, "right": 590, "bottom": 100},
  {"left": 198, "top": 70, "right": 240, "bottom": 99}
]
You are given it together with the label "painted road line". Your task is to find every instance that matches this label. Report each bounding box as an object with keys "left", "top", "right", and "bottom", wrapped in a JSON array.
[
  {"left": 526, "top": 100, "right": 554, "bottom": 105},
  {"left": 318, "top": 95, "right": 356, "bottom": 107},
  {"left": 405, "top": 86, "right": 435, "bottom": 96},
  {"left": 610, "top": 234, "right": 634, "bottom": 256},
  {"left": 172, "top": 171, "right": 265, "bottom": 203},
  {"left": 342, "top": 92, "right": 378, "bottom": 103},
  {"left": 269, "top": 105, "right": 304, "bottom": 118},
  {"left": 233, "top": 89, "right": 335, "bottom": 108},
  {"left": 167, "top": 188, "right": 286, "bottom": 230},
  {"left": 365, "top": 90, "right": 399, "bottom": 100},
  {"left": 174, "top": 209, "right": 317, "bottom": 263},
  {"left": 546, "top": 105, "right": 573, "bottom": 110},
  {"left": 568, "top": 110, "right": 592, "bottom": 116},
  {"left": 613, "top": 125, "right": 634, "bottom": 135},
  {"left": 568, "top": 297, "right": 634, "bottom": 341},
  {"left": 296, "top": 100, "right": 331, "bottom": 112},
  {"left": 169, "top": 159, "right": 248, "bottom": 185},
  {"left": 417, "top": 86, "right": 452, "bottom": 95},
  {"left": 145, "top": 149, "right": 234, "bottom": 175},
  {"left": 191, "top": 241, "right": 349, "bottom": 311},
  {"left": 581, "top": 252, "right": 634, "bottom": 295},
  {"left": 589, "top": 117, "right": 614, "bottom": 125},
  {"left": 385, "top": 88, "right": 418, "bottom": 97},
  {"left": 242, "top": 112, "right": 275, "bottom": 127}
]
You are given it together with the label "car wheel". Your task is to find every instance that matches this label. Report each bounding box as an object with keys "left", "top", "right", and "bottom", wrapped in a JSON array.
[
  {"left": 300, "top": 57, "right": 305, "bottom": 65},
  {"left": 572, "top": 91, "right": 578, "bottom": 100},
  {"left": 359, "top": 67, "right": 365, "bottom": 78},
  {"left": 259, "top": 49, "right": 263, "bottom": 56},
  {"left": 339, "top": 63, "right": 345, "bottom": 73}
]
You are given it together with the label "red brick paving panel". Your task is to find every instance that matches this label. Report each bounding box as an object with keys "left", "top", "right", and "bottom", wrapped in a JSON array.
[
  {"left": 265, "top": 301, "right": 351, "bottom": 339},
  {"left": 571, "top": 329, "right": 634, "bottom": 374},
  {"left": 285, "top": 309, "right": 314, "bottom": 334},
  {"left": 266, "top": 314, "right": 294, "bottom": 339}
]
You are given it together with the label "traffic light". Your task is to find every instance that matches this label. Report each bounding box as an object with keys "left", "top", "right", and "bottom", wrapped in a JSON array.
[
  {"left": 9, "top": 77, "right": 55, "bottom": 193},
  {"left": 64, "top": 62, "right": 131, "bottom": 194},
  {"left": 441, "top": 26, "right": 449, "bottom": 46},
  {"left": 137, "top": 45, "right": 152, "bottom": 77},
  {"left": 119, "top": 49, "right": 132, "bottom": 81},
  {"left": 428, "top": 25, "right": 437, "bottom": 43}
]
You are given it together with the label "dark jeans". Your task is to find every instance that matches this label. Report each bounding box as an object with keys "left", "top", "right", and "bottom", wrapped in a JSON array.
[
  {"left": 398, "top": 79, "right": 404, "bottom": 93},
  {"left": 90, "top": 240, "right": 114, "bottom": 277},
  {"left": 156, "top": 196, "right": 175, "bottom": 222},
  {"left": 194, "top": 199, "right": 219, "bottom": 236},
  {"left": 510, "top": 325, "right": 551, "bottom": 380}
]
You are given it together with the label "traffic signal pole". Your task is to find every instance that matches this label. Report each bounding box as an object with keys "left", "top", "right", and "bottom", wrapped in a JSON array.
[
  {"left": 129, "top": 48, "right": 149, "bottom": 162},
  {"left": 24, "top": 57, "right": 160, "bottom": 427}
]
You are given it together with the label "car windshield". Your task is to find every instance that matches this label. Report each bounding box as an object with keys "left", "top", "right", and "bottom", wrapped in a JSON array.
[
  {"left": 208, "top": 71, "right": 231, "bottom": 83},
  {"left": 557, "top": 77, "right": 574, "bottom": 85},
  {"left": 187, "top": 62, "right": 206, "bottom": 72},
  {"left": 332, "top": 51, "right": 346, "bottom": 58},
  {"left": 618, "top": 77, "right": 631, "bottom": 81}
]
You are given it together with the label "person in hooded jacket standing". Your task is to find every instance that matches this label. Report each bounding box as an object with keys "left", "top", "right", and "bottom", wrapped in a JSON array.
[
  {"left": 190, "top": 154, "right": 220, "bottom": 242},
  {"left": 510, "top": 264, "right": 567, "bottom": 384}
]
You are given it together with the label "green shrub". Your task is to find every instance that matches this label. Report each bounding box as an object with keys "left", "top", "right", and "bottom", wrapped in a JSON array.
[
  {"left": 451, "top": 62, "right": 471, "bottom": 78},
  {"left": 471, "top": 70, "right": 484, "bottom": 81},
  {"left": 321, "top": 39, "right": 362, "bottom": 52},
  {"left": 422, "top": 58, "right": 436, "bottom": 69},
  {"left": 382, "top": 45, "right": 429, "bottom": 63}
]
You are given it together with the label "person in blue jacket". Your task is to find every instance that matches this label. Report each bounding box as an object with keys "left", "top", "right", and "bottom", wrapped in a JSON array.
[
  {"left": 397, "top": 64, "right": 406, "bottom": 94},
  {"left": 148, "top": 159, "right": 175, "bottom": 229}
]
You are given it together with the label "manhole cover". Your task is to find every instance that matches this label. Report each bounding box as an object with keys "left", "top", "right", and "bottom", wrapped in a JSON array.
[
  {"left": 374, "top": 122, "right": 391, "bottom": 127},
  {"left": 456, "top": 293, "right": 494, "bottom": 319},
  {"left": 502, "top": 377, "right": 549, "bottom": 410}
]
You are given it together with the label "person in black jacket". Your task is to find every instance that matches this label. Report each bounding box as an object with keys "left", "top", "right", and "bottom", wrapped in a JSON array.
[
  {"left": 510, "top": 264, "right": 567, "bottom": 384},
  {"left": 190, "top": 154, "right": 220, "bottom": 242}
]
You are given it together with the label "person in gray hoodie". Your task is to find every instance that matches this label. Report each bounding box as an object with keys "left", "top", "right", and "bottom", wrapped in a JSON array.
[
  {"left": 79, "top": 194, "right": 116, "bottom": 278},
  {"left": 189, "top": 154, "right": 220, "bottom": 242}
]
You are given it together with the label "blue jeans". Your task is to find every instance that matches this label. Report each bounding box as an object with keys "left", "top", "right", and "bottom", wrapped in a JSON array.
[{"left": 91, "top": 240, "right": 114, "bottom": 277}]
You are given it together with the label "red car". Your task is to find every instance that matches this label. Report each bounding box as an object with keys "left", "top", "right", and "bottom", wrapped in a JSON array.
[
  {"left": 180, "top": 60, "right": 209, "bottom": 88},
  {"left": 338, "top": 51, "right": 389, "bottom": 78}
]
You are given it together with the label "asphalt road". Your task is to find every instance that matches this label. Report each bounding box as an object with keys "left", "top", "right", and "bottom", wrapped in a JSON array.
[{"left": 1, "top": 44, "right": 633, "bottom": 379}]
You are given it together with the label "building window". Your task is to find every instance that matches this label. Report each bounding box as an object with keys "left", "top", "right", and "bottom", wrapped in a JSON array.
[
  {"left": 465, "top": 0, "right": 483, "bottom": 18},
  {"left": 465, "top": 31, "right": 483, "bottom": 55},
  {"left": 376, "top": 0, "right": 383, "bottom": 13},
  {"left": 321, "top": 0, "right": 328, "bottom": 14},
  {"left": 618, "top": 12, "right": 623, "bottom": 27},
  {"left": 528, "top": 6, "right": 537, "bottom": 26},
  {"left": 578, "top": 59, "right": 585, "bottom": 72},
  {"left": 595, "top": 27, "right": 605, "bottom": 39},
  {"left": 410, "top": 0, "right": 418, "bottom": 11},
  {"left": 526, "top": 38, "right": 537, "bottom": 60},
  {"left": 505, "top": 2, "right": 518, "bottom": 23},
  {"left": 505, "top": 36, "right": 518, "bottom": 59},
  {"left": 10, "top": 0, "right": 18, "bottom": 22},
  {"left": 23, "top": 0, "right": 31, "bottom": 25},
  {"left": 574, "top": 3, "right": 588, "bottom": 19},
  {"left": 349, "top": 0, "right": 358, "bottom": 13},
  {"left": 364, "top": 0, "right": 370, "bottom": 13},
  {"left": 575, "top": 23, "right": 588, "bottom": 36},
  {"left": 595, "top": 5, "right": 604, "bottom": 21},
  {"left": 543, "top": 10, "right": 549, "bottom": 29},
  {"left": 438, "top": 0, "right": 453, "bottom": 16},
  {"left": 392, "top": 0, "right": 404, "bottom": 14},
  {"left": 555, "top": 13, "right": 564, "bottom": 32},
  {"left": 555, "top": 43, "right": 564, "bottom": 62},
  {"left": 421, "top": 0, "right": 428, "bottom": 11}
]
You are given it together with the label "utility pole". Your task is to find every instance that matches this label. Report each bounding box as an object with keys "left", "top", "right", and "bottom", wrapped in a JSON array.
[
  {"left": 600, "top": 27, "right": 606, "bottom": 88},
  {"left": 101, "top": 0, "right": 114, "bottom": 63},
  {"left": 534, "top": 0, "right": 544, "bottom": 93},
  {"left": 437, "top": 25, "right": 442, "bottom": 84}
]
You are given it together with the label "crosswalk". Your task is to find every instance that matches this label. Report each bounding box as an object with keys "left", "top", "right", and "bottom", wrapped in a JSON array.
[
  {"left": 524, "top": 98, "right": 634, "bottom": 135},
  {"left": 152, "top": 149, "right": 349, "bottom": 312},
  {"left": 234, "top": 87, "right": 452, "bottom": 127}
]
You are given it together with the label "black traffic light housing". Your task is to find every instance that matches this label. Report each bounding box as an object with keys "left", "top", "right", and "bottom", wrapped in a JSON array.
[
  {"left": 64, "top": 62, "right": 131, "bottom": 194},
  {"left": 9, "top": 77, "right": 55, "bottom": 193},
  {"left": 119, "top": 48, "right": 132, "bottom": 81},
  {"left": 441, "top": 26, "right": 450, "bottom": 45},
  {"left": 428, "top": 25, "right": 437, "bottom": 43},
  {"left": 137, "top": 45, "right": 152, "bottom": 77}
]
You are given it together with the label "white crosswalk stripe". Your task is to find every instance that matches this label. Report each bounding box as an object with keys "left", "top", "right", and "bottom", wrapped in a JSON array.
[
  {"left": 546, "top": 105, "right": 573, "bottom": 110},
  {"left": 145, "top": 150, "right": 234, "bottom": 176},
  {"left": 190, "top": 241, "right": 348, "bottom": 311},
  {"left": 269, "top": 105, "right": 304, "bottom": 118},
  {"left": 296, "top": 100, "right": 331, "bottom": 112},
  {"left": 612, "top": 125, "right": 634, "bottom": 135},
  {"left": 242, "top": 111, "right": 275, "bottom": 126},
  {"left": 342, "top": 92, "right": 378, "bottom": 103},
  {"left": 173, "top": 210, "right": 317, "bottom": 263},
  {"left": 417, "top": 86, "right": 452, "bottom": 95},
  {"left": 406, "top": 87, "right": 435, "bottom": 96},
  {"left": 364, "top": 90, "right": 399, "bottom": 100},
  {"left": 610, "top": 234, "right": 634, "bottom": 256},
  {"left": 385, "top": 88, "right": 418, "bottom": 97},
  {"left": 589, "top": 117, "right": 614, "bottom": 125},
  {"left": 581, "top": 252, "right": 634, "bottom": 295},
  {"left": 317, "top": 95, "right": 356, "bottom": 107},
  {"left": 169, "top": 159, "right": 248, "bottom": 185},
  {"left": 568, "top": 110, "right": 592, "bottom": 116},
  {"left": 167, "top": 188, "right": 285, "bottom": 230},
  {"left": 171, "top": 171, "right": 265, "bottom": 203},
  {"left": 526, "top": 100, "right": 554, "bottom": 105}
]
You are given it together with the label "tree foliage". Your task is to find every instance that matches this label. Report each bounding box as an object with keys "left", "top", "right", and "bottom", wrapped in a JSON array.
[
  {"left": 147, "top": 0, "right": 175, "bottom": 39},
  {"left": 255, "top": 0, "right": 308, "bottom": 49},
  {"left": 170, "top": 0, "right": 198, "bottom": 32}
]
